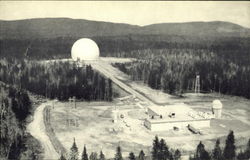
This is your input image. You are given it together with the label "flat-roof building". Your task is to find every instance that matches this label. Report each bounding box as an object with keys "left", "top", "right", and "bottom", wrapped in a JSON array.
[{"left": 144, "top": 103, "right": 211, "bottom": 131}]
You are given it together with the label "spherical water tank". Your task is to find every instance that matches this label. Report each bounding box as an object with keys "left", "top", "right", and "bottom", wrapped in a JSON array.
[{"left": 71, "top": 38, "right": 100, "bottom": 61}]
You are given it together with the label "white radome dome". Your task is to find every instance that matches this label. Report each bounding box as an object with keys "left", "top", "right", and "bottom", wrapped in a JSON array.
[
  {"left": 71, "top": 38, "right": 100, "bottom": 61},
  {"left": 212, "top": 99, "right": 223, "bottom": 109}
]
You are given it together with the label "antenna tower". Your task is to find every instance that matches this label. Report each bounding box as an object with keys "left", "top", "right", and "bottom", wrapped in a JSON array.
[{"left": 195, "top": 75, "right": 200, "bottom": 94}]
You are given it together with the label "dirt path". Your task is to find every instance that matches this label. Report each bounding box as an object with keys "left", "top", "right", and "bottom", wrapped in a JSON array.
[{"left": 27, "top": 101, "right": 59, "bottom": 160}]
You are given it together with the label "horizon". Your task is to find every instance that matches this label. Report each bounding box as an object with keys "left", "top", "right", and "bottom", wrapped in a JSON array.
[
  {"left": 1, "top": 17, "right": 249, "bottom": 29},
  {"left": 0, "top": 1, "right": 249, "bottom": 28}
]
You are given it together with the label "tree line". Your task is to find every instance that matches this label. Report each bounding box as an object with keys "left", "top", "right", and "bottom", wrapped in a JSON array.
[
  {"left": 59, "top": 131, "right": 250, "bottom": 160},
  {"left": 0, "top": 58, "right": 113, "bottom": 101},
  {"left": 113, "top": 48, "right": 250, "bottom": 99},
  {"left": 190, "top": 131, "right": 250, "bottom": 160},
  {"left": 1, "top": 35, "right": 249, "bottom": 60},
  {"left": 0, "top": 84, "right": 42, "bottom": 159}
]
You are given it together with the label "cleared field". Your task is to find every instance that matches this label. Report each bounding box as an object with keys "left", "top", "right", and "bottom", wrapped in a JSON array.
[
  {"left": 50, "top": 101, "right": 153, "bottom": 158},
  {"left": 50, "top": 93, "right": 250, "bottom": 158}
]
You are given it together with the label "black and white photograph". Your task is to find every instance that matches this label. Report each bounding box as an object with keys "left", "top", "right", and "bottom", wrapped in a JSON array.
[{"left": 0, "top": 1, "right": 250, "bottom": 160}]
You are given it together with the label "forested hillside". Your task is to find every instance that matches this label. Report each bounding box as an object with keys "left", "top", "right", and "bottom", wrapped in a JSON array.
[
  {"left": 1, "top": 18, "right": 249, "bottom": 39},
  {"left": 1, "top": 35, "right": 249, "bottom": 60},
  {"left": 0, "top": 84, "right": 43, "bottom": 159},
  {"left": 0, "top": 18, "right": 139, "bottom": 39},
  {"left": 113, "top": 48, "right": 250, "bottom": 99},
  {"left": 0, "top": 58, "right": 113, "bottom": 101}
]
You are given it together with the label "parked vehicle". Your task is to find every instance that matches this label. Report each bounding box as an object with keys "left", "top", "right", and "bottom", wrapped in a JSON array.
[{"left": 187, "top": 124, "right": 200, "bottom": 134}]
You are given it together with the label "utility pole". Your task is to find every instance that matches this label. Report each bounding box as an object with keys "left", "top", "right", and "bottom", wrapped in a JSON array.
[
  {"left": 17, "top": 64, "right": 22, "bottom": 89},
  {"left": 66, "top": 102, "right": 69, "bottom": 127},
  {"left": 73, "top": 96, "right": 76, "bottom": 109},
  {"left": 45, "top": 80, "right": 48, "bottom": 99}
]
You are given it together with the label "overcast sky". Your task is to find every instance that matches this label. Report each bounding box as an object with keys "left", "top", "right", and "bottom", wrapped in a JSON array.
[{"left": 0, "top": 1, "right": 249, "bottom": 28}]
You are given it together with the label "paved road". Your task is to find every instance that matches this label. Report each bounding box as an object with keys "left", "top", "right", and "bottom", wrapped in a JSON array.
[
  {"left": 27, "top": 101, "right": 59, "bottom": 160},
  {"left": 91, "top": 62, "right": 155, "bottom": 106}
]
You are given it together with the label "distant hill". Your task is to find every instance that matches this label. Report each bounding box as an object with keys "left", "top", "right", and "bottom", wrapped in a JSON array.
[
  {"left": 139, "top": 21, "right": 250, "bottom": 37},
  {"left": 0, "top": 18, "right": 139, "bottom": 39},
  {"left": 0, "top": 18, "right": 250, "bottom": 39}
]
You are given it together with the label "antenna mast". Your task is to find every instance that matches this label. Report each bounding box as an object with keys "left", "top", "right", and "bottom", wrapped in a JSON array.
[{"left": 195, "top": 75, "right": 200, "bottom": 94}]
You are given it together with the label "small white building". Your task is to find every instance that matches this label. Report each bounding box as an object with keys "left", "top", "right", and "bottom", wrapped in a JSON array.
[
  {"left": 112, "top": 108, "right": 119, "bottom": 123},
  {"left": 212, "top": 99, "right": 223, "bottom": 119}
]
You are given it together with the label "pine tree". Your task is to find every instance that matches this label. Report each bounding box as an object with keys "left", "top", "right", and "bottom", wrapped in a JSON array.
[
  {"left": 108, "top": 79, "right": 112, "bottom": 101},
  {"left": 69, "top": 138, "right": 79, "bottom": 160},
  {"left": 59, "top": 153, "right": 66, "bottom": 160},
  {"left": 152, "top": 136, "right": 160, "bottom": 160},
  {"left": 89, "top": 152, "right": 98, "bottom": 160},
  {"left": 174, "top": 149, "right": 181, "bottom": 160},
  {"left": 30, "top": 150, "right": 37, "bottom": 160},
  {"left": 237, "top": 150, "right": 246, "bottom": 160},
  {"left": 114, "top": 146, "right": 123, "bottom": 160},
  {"left": 195, "top": 141, "right": 210, "bottom": 160},
  {"left": 138, "top": 150, "right": 145, "bottom": 160},
  {"left": 237, "top": 138, "right": 250, "bottom": 160},
  {"left": 169, "top": 152, "right": 174, "bottom": 160},
  {"left": 128, "top": 152, "right": 136, "bottom": 160},
  {"left": 159, "top": 138, "right": 169, "bottom": 160},
  {"left": 81, "top": 145, "right": 88, "bottom": 160},
  {"left": 212, "top": 139, "right": 223, "bottom": 160},
  {"left": 245, "top": 139, "right": 250, "bottom": 159},
  {"left": 223, "top": 131, "right": 236, "bottom": 160},
  {"left": 99, "top": 150, "right": 105, "bottom": 160}
]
